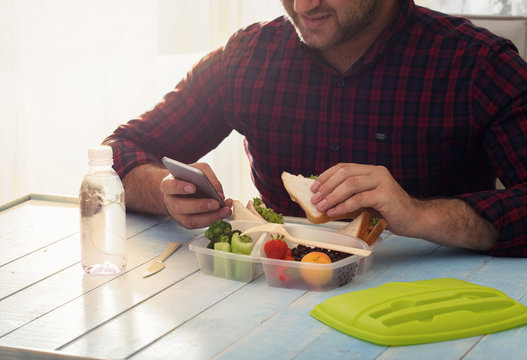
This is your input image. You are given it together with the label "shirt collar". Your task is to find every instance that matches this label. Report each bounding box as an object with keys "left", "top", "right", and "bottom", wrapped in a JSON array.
[{"left": 355, "top": 0, "right": 415, "bottom": 71}]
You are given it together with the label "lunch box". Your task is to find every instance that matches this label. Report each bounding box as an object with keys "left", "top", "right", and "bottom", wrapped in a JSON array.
[{"left": 189, "top": 220, "right": 387, "bottom": 291}]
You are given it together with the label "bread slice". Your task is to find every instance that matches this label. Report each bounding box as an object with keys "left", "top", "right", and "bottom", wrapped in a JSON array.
[
  {"left": 337, "top": 210, "right": 371, "bottom": 240},
  {"left": 281, "top": 171, "right": 362, "bottom": 224},
  {"left": 246, "top": 200, "right": 268, "bottom": 222},
  {"left": 364, "top": 219, "right": 387, "bottom": 245},
  {"left": 232, "top": 200, "right": 265, "bottom": 222},
  {"left": 338, "top": 210, "right": 386, "bottom": 245}
]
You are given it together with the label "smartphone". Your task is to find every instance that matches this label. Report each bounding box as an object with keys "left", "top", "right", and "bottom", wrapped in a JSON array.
[{"left": 162, "top": 157, "right": 226, "bottom": 207}]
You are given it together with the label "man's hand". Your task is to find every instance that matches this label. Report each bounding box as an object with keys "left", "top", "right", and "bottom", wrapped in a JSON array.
[
  {"left": 310, "top": 163, "right": 497, "bottom": 251},
  {"left": 160, "top": 162, "right": 232, "bottom": 229},
  {"left": 122, "top": 162, "right": 232, "bottom": 229}
]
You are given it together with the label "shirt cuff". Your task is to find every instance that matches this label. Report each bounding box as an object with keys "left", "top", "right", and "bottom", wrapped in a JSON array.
[{"left": 457, "top": 186, "right": 527, "bottom": 257}]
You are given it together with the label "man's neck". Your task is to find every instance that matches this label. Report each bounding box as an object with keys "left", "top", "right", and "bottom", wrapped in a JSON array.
[{"left": 320, "top": 0, "right": 401, "bottom": 74}]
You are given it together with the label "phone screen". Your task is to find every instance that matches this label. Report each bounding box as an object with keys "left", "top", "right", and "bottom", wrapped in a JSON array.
[{"left": 162, "top": 157, "right": 226, "bottom": 206}]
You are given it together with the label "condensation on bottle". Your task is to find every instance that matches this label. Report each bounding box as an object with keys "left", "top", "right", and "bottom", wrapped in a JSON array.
[{"left": 79, "top": 145, "right": 126, "bottom": 275}]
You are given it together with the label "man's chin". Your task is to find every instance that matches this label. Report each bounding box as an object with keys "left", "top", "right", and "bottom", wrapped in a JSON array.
[
  {"left": 298, "top": 33, "right": 336, "bottom": 50},
  {"left": 290, "top": 20, "right": 341, "bottom": 50},
  {"left": 292, "top": 28, "right": 324, "bottom": 48}
]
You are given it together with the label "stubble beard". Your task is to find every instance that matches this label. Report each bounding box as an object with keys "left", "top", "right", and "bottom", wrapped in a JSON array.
[{"left": 283, "top": 0, "right": 380, "bottom": 50}]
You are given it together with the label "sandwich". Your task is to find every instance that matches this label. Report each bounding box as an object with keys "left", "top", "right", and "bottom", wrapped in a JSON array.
[
  {"left": 232, "top": 198, "right": 284, "bottom": 223},
  {"left": 281, "top": 171, "right": 386, "bottom": 245},
  {"left": 281, "top": 171, "right": 362, "bottom": 224},
  {"left": 232, "top": 200, "right": 265, "bottom": 222},
  {"left": 337, "top": 210, "right": 371, "bottom": 240},
  {"left": 246, "top": 199, "right": 268, "bottom": 222},
  {"left": 337, "top": 210, "right": 387, "bottom": 245}
]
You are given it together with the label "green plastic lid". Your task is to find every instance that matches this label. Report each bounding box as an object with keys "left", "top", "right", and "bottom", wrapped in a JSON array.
[{"left": 311, "top": 278, "right": 527, "bottom": 346}]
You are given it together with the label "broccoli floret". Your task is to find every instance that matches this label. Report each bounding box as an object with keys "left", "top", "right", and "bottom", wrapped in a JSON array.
[
  {"left": 205, "top": 220, "right": 232, "bottom": 248},
  {"left": 205, "top": 220, "right": 232, "bottom": 240},
  {"left": 309, "top": 174, "right": 319, "bottom": 179},
  {"left": 218, "top": 234, "right": 231, "bottom": 243},
  {"left": 252, "top": 197, "right": 284, "bottom": 224}
]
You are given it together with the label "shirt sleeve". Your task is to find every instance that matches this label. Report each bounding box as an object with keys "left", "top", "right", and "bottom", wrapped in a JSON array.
[
  {"left": 458, "top": 39, "right": 527, "bottom": 257},
  {"left": 103, "top": 47, "right": 232, "bottom": 178}
]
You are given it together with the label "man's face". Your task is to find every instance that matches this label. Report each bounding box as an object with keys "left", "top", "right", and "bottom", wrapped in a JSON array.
[{"left": 281, "top": 0, "right": 381, "bottom": 50}]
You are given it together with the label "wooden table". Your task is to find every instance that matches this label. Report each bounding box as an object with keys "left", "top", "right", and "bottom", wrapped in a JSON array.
[{"left": 0, "top": 194, "right": 526, "bottom": 360}]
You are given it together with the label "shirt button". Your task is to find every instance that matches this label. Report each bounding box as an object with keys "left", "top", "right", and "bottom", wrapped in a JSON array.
[
  {"left": 331, "top": 143, "right": 340, "bottom": 151},
  {"left": 376, "top": 133, "right": 387, "bottom": 140},
  {"left": 335, "top": 78, "right": 345, "bottom": 87}
]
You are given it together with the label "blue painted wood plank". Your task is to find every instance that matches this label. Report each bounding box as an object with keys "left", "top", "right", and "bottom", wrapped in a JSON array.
[
  {"left": 58, "top": 272, "right": 261, "bottom": 359},
  {"left": 129, "top": 276, "right": 306, "bottom": 360},
  {"left": 0, "top": 220, "right": 200, "bottom": 348}
]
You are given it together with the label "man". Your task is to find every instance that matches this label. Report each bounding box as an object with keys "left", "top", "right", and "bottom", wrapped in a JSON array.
[{"left": 103, "top": 0, "right": 527, "bottom": 256}]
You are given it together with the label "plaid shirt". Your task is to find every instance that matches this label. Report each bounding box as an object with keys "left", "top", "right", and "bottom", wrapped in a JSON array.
[{"left": 105, "top": 0, "right": 527, "bottom": 256}]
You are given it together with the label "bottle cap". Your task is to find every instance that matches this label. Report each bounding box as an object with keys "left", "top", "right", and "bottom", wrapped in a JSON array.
[{"left": 88, "top": 146, "right": 114, "bottom": 166}]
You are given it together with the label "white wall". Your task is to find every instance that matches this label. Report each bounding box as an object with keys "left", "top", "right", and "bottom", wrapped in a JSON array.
[
  {"left": 416, "top": 0, "right": 527, "bottom": 15},
  {"left": 1, "top": 0, "right": 161, "bottom": 203},
  {"left": 0, "top": 0, "right": 283, "bottom": 205}
]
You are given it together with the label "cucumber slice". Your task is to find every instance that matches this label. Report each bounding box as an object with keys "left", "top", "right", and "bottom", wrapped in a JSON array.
[
  {"left": 214, "top": 242, "right": 231, "bottom": 252},
  {"left": 230, "top": 233, "right": 255, "bottom": 281},
  {"left": 231, "top": 233, "right": 253, "bottom": 255},
  {"left": 233, "top": 258, "right": 255, "bottom": 281},
  {"left": 213, "top": 242, "right": 232, "bottom": 278}
]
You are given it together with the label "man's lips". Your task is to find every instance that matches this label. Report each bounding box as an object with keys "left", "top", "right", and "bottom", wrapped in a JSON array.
[{"left": 300, "top": 13, "right": 332, "bottom": 29}]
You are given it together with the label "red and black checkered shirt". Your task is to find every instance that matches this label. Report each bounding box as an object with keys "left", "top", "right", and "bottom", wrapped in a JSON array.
[{"left": 105, "top": 0, "right": 527, "bottom": 256}]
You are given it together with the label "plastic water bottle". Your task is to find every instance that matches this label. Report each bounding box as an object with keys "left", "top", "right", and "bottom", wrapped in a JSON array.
[{"left": 79, "top": 145, "right": 127, "bottom": 275}]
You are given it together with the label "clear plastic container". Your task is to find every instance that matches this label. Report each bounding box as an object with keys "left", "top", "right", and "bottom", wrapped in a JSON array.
[
  {"left": 189, "top": 221, "right": 266, "bottom": 282},
  {"left": 254, "top": 223, "right": 371, "bottom": 291},
  {"left": 189, "top": 220, "right": 387, "bottom": 291},
  {"left": 79, "top": 146, "right": 126, "bottom": 275}
]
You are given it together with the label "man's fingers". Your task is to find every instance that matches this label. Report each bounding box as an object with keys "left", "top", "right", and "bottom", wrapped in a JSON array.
[
  {"left": 160, "top": 174, "right": 197, "bottom": 195},
  {"left": 313, "top": 164, "right": 374, "bottom": 198},
  {"left": 325, "top": 189, "right": 376, "bottom": 218},
  {"left": 173, "top": 207, "right": 233, "bottom": 229},
  {"left": 313, "top": 165, "right": 399, "bottom": 219},
  {"left": 159, "top": 162, "right": 232, "bottom": 229},
  {"left": 315, "top": 174, "right": 376, "bottom": 212},
  {"left": 164, "top": 195, "right": 233, "bottom": 229},
  {"left": 164, "top": 194, "right": 221, "bottom": 214}
]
